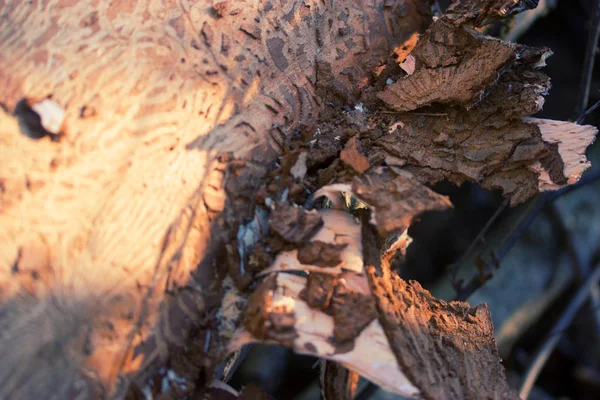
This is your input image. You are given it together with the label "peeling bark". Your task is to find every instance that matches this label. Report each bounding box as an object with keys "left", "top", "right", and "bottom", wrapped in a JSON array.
[
  {"left": 374, "top": 14, "right": 571, "bottom": 204},
  {"left": 230, "top": 273, "right": 420, "bottom": 398},
  {"left": 297, "top": 241, "right": 348, "bottom": 268},
  {"left": 233, "top": 208, "right": 516, "bottom": 399},
  {"left": 361, "top": 215, "right": 518, "bottom": 400},
  {"left": 0, "top": 0, "right": 597, "bottom": 398},
  {"left": 0, "top": 0, "right": 433, "bottom": 396}
]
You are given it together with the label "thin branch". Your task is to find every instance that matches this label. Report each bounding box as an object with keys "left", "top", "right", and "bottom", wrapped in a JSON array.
[
  {"left": 451, "top": 199, "right": 509, "bottom": 272},
  {"left": 449, "top": 199, "right": 509, "bottom": 292},
  {"left": 575, "top": 0, "right": 600, "bottom": 117},
  {"left": 453, "top": 195, "right": 542, "bottom": 301},
  {"left": 576, "top": 99, "right": 600, "bottom": 124},
  {"left": 453, "top": 169, "right": 600, "bottom": 301},
  {"left": 545, "top": 203, "right": 600, "bottom": 361},
  {"left": 545, "top": 205, "right": 588, "bottom": 279},
  {"left": 216, "top": 346, "right": 250, "bottom": 382},
  {"left": 519, "top": 262, "right": 600, "bottom": 399}
]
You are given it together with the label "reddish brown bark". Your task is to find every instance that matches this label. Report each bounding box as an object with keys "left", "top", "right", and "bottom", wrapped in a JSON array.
[{"left": 0, "top": 0, "right": 597, "bottom": 398}]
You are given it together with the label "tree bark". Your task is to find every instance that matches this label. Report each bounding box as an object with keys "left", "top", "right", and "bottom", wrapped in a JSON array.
[
  {"left": 0, "top": 0, "right": 596, "bottom": 399},
  {"left": 0, "top": 0, "right": 432, "bottom": 398}
]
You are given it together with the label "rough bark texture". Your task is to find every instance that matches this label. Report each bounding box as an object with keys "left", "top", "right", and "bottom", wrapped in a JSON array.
[
  {"left": 0, "top": 0, "right": 432, "bottom": 397},
  {"left": 0, "top": 0, "right": 597, "bottom": 398},
  {"left": 224, "top": 1, "right": 595, "bottom": 397},
  {"left": 375, "top": 15, "right": 560, "bottom": 204},
  {"left": 443, "top": 0, "right": 541, "bottom": 26},
  {"left": 352, "top": 168, "right": 453, "bottom": 236},
  {"left": 296, "top": 241, "right": 348, "bottom": 268},
  {"left": 362, "top": 217, "right": 519, "bottom": 400}
]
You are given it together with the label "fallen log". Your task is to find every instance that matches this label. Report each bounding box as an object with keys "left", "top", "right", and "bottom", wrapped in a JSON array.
[{"left": 0, "top": 0, "right": 596, "bottom": 399}]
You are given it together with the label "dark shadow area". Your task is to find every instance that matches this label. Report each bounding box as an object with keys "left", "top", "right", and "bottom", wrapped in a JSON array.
[
  {"left": 228, "top": 344, "right": 319, "bottom": 399},
  {"left": 400, "top": 181, "right": 504, "bottom": 285}
]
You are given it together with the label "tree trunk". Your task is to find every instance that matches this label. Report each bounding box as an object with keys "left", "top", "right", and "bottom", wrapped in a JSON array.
[
  {"left": 0, "top": 0, "right": 596, "bottom": 399},
  {"left": 0, "top": 1, "right": 432, "bottom": 397}
]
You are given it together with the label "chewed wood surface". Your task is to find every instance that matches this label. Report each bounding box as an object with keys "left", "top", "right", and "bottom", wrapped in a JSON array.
[{"left": 0, "top": 0, "right": 430, "bottom": 397}]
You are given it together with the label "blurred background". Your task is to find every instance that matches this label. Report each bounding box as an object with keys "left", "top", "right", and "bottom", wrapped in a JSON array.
[{"left": 228, "top": 1, "right": 600, "bottom": 398}]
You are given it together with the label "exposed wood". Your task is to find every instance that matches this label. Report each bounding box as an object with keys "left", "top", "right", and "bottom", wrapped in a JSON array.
[
  {"left": 230, "top": 209, "right": 419, "bottom": 397},
  {"left": 0, "top": 0, "right": 433, "bottom": 397},
  {"left": 527, "top": 118, "right": 597, "bottom": 190},
  {"left": 229, "top": 272, "right": 420, "bottom": 398},
  {"left": 0, "top": 0, "right": 597, "bottom": 398},
  {"left": 232, "top": 207, "right": 516, "bottom": 399}
]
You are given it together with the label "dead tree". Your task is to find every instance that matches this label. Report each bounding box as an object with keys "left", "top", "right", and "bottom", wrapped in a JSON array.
[{"left": 0, "top": 0, "right": 596, "bottom": 399}]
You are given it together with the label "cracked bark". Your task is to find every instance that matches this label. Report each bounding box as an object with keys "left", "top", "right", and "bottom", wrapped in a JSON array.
[
  {"left": 0, "top": 0, "right": 596, "bottom": 399},
  {"left": 0, "top": 0, "right": 433, "bottom": 397}
]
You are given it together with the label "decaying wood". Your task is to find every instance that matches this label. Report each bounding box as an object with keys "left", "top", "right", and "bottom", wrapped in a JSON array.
[
  {"left": 373, "top": 11, "right": 593, "bottom": 205},
  {"left": 0, "top": 0, "right": 598, "bottom": 398},
  {"left": 229, "top": 210, "right": 419, "bottom": 397},
  {"left": 229, "top": 273, "right": 420, "bottom": 397},
  {"left": 352, "top": 168, "right": 452, "bottom": 236},
  {"left": 361, "top": 214, "right": 519, "bottom": 400},
  {"left": 231, "top": 205, "right": 515, "bottom": 399},
  {"left": 0, "top": 0, "right": 433, "bottom": 397},
  {"left": 228, "top": 209, "right": 420, "bottom": 397},
  {"left": 442, "top": 0, "right": 543, "bottom": 27},
  {"left": 260, "top": 208, "right": 364, "bottom": 276}
]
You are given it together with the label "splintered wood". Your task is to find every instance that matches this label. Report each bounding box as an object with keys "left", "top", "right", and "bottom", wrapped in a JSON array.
[
  {"left": 228, "top": 1, "right": 596, "bottom": 399},
  {"left": 0, "top": 0, "right": 433, "bottom": 397},
  {"left": 229, "top": 210, "right": 420, "bottom": 398},
  {"left": 0, "top": 0, "right": 598, "bottom": 398},
  {"left": 231, "top": 206, "right": 516, "bottom": 399},
  {"left": 362, "top": 217, "right": 519, "bottom": 399},
  {"left": 374, "top": 12, "right": 596, "bottom": 205}
]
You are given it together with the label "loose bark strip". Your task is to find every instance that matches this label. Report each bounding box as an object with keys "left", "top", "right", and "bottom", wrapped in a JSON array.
[
  {"left": 352, "top": 168, "right": 453, "bottom": 236},
  {"left": 230, "top": 272, "right": 420, "bottom": 398},
  {"left": 260, "top": 209, "right": 364, "bottom": 276}
]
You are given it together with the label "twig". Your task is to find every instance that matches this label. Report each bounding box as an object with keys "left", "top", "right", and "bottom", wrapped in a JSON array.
[
  {"left": 545, "top": 205, "right": 588, "bottom": 279},
  {"left": 453, "top": 169, "right": 600, "bottom": 301},
  {"left": 453, "top": 196, "right": 541, "bottom": 301},
  {"left": 449, "top": 199, "right": 509, "bottom": 290},
  {"left": 519, "top": 262, "right": 600, "bottom": 399},
  {"left": 216, "top": 346, "right": 250, "bottom": 382},
  {"left": 545, "top": 204, "right": 600, "bottom": 363},
  {"left": 575, "top": 0, "right": 600, "bottom": 117},
  {"left": 576, "top": 99, "right": 600, "bottom": 124}
]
